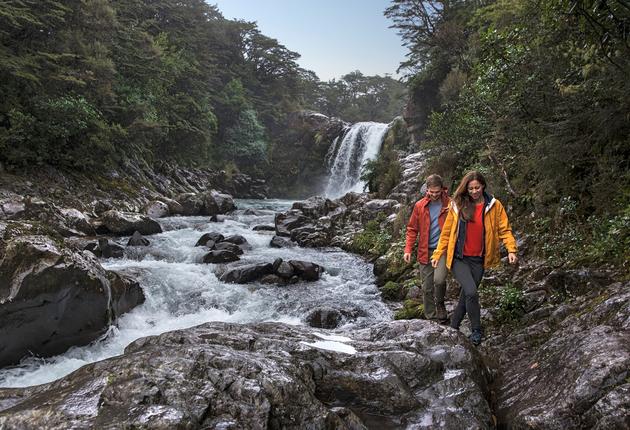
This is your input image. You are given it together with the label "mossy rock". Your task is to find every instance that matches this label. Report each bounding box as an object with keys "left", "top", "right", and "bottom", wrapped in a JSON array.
[
  {"left": 394, "top": 299, "right": 424, "bottom": 320},
  {"left": 381, "top": 281, "right": 405, "bottom": 301}
]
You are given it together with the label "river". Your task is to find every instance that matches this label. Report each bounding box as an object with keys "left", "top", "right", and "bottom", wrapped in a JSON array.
[{"left": 0, "top": 199, "right": 392, "bottom": 388}]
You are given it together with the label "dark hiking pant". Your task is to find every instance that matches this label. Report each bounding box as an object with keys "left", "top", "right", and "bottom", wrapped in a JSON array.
[
  {"left": 450, "top": 256, "right": 484, "bottom": 332},
  {"left": 419, "top": 248, "right": 447, "bottom": 320}
]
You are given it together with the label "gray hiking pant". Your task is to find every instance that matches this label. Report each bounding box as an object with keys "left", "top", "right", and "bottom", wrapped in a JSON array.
[
  {"left": 419, "top": 249, "right": 447, "bottom": 319},
  {"left": 450, "top": 256, "right": 484, "bottom": 331}
]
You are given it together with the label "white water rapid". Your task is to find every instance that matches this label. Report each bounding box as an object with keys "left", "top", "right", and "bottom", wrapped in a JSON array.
[
  {"left": 0, "top": 199, "right": 391, "bottom": 388},
  {"left": 324, "top": 121, "right": 389, "bottom": 199}
]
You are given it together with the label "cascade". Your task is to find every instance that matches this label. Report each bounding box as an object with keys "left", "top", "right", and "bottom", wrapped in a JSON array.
[{"left": 324, "top": 122, "right": 389, "bottom": 199}]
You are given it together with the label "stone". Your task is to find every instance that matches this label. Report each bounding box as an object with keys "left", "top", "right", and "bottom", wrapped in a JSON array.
[
  {"left": 289, "top": 260, "right": 323, "bottom": 281},
  {"left": 276, "top": 262, "right": 294, "bottom": 279},
  {"left": 100, "top": 210, "right": 162, "bottom": 236},
  {"left": 127, "top": 231, "right": 150, "bottom": 247},
  {"left": 195, "top": 232, "right": 224, "bottom": 247},
  {"left": 306, "top": 307, "right": 343, "bottom": 329},
  {"left": 219, "top": 263, "right": 274, "bottom": 284},
  {"left": 98, "top": 238, "right": 125, "bottom": 259},
  {"left": 212, "top": 242, "right": 243, "bottom": 255},
  {"left": 143, "top": 200, "right": 170, "bottom": 218},
  {"left": 0, "top": 236, "right": 144, "bottom": 367},
  {"left": 252, "top": 224, "right": 276, "bottom": 231},
  {"left": 269, "top": 235, "right": 295, "bottom": 248},
  {"left": 202, "top": 250, "right": 240, "bottom": 264},
  {"left": 0, "top": 321, "right": 492, "bottom": 429},
  {"left": 222, "top": 234, "right": 248, "bottom": 246}
]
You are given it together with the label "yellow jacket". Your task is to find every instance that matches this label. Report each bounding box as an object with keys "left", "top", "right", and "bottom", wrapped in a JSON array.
[{"left": 431, "top": 195, "right": 517, "bottom": 269}]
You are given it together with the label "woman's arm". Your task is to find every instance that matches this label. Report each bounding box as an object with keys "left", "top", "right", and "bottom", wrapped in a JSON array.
[{"left": 431, "top": 207, "right": 454, "bottom": 266}]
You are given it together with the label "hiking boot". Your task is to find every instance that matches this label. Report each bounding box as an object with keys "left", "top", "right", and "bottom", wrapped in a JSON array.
[
  {"left": 469, "top": 330, "right": 482, "bottom": 346},
  {"left": 436, "top": 304, "right": 448, "bottom": 323}
]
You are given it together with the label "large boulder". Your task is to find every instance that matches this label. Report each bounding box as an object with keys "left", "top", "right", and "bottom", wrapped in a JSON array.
[
  {"left": 100, "top": 210, "right": 162, "bottom": 236},
  {"left": 490, "top": 279, "right": 630, "bottom": 428},
  {"left": 274, "top": 210, "right": 312, "bottom": 237},
  {"left": 219, "top": 263, "right": 274, "bottom": 284},
  {"left": 142, "top": 200, "right": 170, "bottom": 218},
  {"left": 0, "top": 235, "right": 144, "bottom": 367},
  {"left": 0, "top": 321, "right": 492, "bottom": 429}
]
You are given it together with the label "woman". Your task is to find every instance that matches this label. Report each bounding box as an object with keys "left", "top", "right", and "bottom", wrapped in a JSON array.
[{"left": 431, "top": 171, "right": 518, "bottom": 345}]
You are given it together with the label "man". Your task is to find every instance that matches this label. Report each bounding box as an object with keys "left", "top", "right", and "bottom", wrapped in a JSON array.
[{"left": 403, "top": 174, "right": 450, "bottom": 323}]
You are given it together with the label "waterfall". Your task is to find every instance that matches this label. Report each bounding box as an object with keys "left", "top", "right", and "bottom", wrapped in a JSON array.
[{"left": 324, "top": 122, "right": 389, "bottom": 199}]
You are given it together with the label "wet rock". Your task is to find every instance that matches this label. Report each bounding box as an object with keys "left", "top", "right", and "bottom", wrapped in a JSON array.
[
  {"left": 202, "top": 250, "right": 240, "bottom": 264},
  {"left": 272, "top": 258, "right": 283, "bottom": 272},
  {"left": 222, "top": 234, "right": 248, "bottom": 246},
  {"left": 306, "top": 307, "right": 343, "bottom": 329},
  {"left": 195, "top": 232, "right": 224, "bottom": 247},
  {"left": 492, "top": 281, "right": 630, "bottom": 428},
  {"left": 276, "top": 262, "right": 294, "bottom": 279},
  {"left": 0, "top": 321, "right": 492, "bottom": 429},
  {"left": 108, "top": 272, "right": 145, "bottom": 318},
  {"left": 213, "top": 242, "right": 243, "bottom": 255},
  {"left": 0, "top": 197, "right": 25, "bottom": 219},
  {"left": 59, "top": 208, "right": 96, "bottom": 236},
  {"left": 219, "top": 263, "right": 274, "bottom": 284},
  {"left": 270, "top": 235, "right": 295, "bottom": 248},
  {"left": 259, "top": 274, "right": 285, "bottom": 285},
  {"left": 289, "top": 260, "right": 323, "bottom": 281},
  {"left": 100, "top": 210, "right": 162, "bottom": 236},
  {"left": 252, "top": 224, "right": 275, "bottom": 231},
  {"left": 127, "top": 231, "right": 150, "bottom": 247},
  {"left": 143, "top": 200, "right": 169, "bottom": 218},
  {"left": 275, "top": 210, "right": 312, "bottom": 237},
  {"left": 97, "top": 238, "right": 125, "bottom": 259},
  {"left": 176, "top": 193, "right": 204, "bottom": 216},
  {"left": 0, "top": 235, "right": 143, "bottom": 367}
]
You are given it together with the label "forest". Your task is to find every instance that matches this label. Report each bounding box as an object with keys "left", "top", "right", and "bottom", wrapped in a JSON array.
[{"left": 0, "top": 0, "right": 404, "bottom": 174}]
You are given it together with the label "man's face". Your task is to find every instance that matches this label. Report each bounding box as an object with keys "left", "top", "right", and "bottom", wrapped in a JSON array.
[{"left": 427, "top": 186, "right": 442, "bottom": 201}]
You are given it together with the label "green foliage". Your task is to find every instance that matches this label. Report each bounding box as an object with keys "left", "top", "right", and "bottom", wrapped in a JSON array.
[
  {"left": 389, "top": 0, "right": 630, "bottom": 271},
  {"left": 350, "top": 216, "right": 392, "bottom": 256},
  {"left": 394, "top": 299, "right": 424, "bottom": 320},
  {"left": 360, "top": 128, "right": 403, "bottom": 197},
  {"left": 305, "top": 71, "right": 406, "bottom": 123},
  {"left": 381, "top": 281, "right": 403, "bottom": 301},
  {"left": 496, "top": 284, "right": 525, "bottom": 323}
]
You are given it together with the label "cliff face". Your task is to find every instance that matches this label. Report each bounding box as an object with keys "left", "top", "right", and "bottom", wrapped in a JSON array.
[{"left": 266, "top": 111, "right": 347, "bottom": 198}]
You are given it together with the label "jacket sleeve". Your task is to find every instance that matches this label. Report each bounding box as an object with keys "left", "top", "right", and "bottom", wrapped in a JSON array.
[
  {"left": 432, "top": 207, "right": 454, "bottom": 261},
  {"left": 404, "top": 203, "right": 420, "bottom": 254},
  {"left": 497, "top": 201, "right": 518, "bottom": 253}
]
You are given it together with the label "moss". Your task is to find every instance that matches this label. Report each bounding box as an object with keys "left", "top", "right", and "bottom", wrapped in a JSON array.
[
  {"left": 394, "top": 299, "right": 424, "bottom": 320},
  {"left": 381, "top": 281, "right": 402, "bottom": 301}
]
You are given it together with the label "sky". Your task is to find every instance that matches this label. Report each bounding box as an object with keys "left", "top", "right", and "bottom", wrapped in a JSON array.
[{"left": 210, "top": 0, "right": 407, "bottom": 82}]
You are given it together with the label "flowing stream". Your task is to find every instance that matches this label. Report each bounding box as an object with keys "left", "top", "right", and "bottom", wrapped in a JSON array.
[
  {"left": 0, "top": 199, "right": 391, "bottom": 388},
  {"left": 324, "top": 121, "right": 389, "bottom": 198}
]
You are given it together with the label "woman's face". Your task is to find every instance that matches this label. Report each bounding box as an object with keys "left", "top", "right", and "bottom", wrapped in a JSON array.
[{"left": 467, "top": 179, "right": 484, "bottom": 201}]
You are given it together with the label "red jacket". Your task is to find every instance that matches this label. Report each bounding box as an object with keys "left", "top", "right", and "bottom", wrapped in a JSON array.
[{"left": 404, "top": 190, "right": 451, "bottom": 264}]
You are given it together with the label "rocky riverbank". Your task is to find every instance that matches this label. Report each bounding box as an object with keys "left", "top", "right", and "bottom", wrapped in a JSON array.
[{"left": 1, "top": 155, "right": 629, "bottom": 428}]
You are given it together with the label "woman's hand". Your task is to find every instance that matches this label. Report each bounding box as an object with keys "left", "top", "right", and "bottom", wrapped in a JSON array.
[
  {"left": 508, "top": 252, "right": 518, "bottom": 264},
  {"left": 403, "top": 253, "right": 411, "bottom": 264},
  {"left": 431, "top": 258, "right": 439, "bottom": 268}
]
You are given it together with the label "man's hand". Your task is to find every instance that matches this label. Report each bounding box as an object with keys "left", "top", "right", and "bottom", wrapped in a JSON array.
[
  {"left": 508, "top": 252, "right": 518, "bottom": 264},
  {"left": 403, "top": 253, "right": 411, "bottom": 264}
]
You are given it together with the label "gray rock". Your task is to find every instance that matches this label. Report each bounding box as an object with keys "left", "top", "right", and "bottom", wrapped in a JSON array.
[
  {"left": 289, "top": 260, "right": 323, "bottom": 281},
  {"left": 212, "top": 242, "right": 243, "bottom": 255},
  {"left": 275, "top": 210, "right": 312, "bottom": 237},
  {"left": 276, "top": 261, "right": 294, "bottom": 279},
  {"left": 127, "top": 231, "right": 150, "bottom": 247},
  {"left": 143, "top": 200, "right": 170, "bottom": 218},
  {"left": 97, "top": 238, "right": 125, "bottom": 258},
  {"left": 0, "top": 236, "right": 144, "bottom": 367},
  {"left": 0, "top": 321, "right": 492, "bottom": 429},
  {"left": 253, "top": 224, "right": 276, "bottom": 231},
  {"left": 100, "top": 210, "right": 162, "bottom": 236},
  {"left": 219, "top": 263, "right": 274, "bottom": 284},
  {"left": 306, "top": 307, "right": 343, "bottom": 329},
  {"left": 269, "top": 235, "right": 295, "bottom": 248},
  {"left": 195, "top": 232, "right": 224, "bottom": 247},
  {"left": 202, "top": 250, "right": 240, "bottom": 264}
]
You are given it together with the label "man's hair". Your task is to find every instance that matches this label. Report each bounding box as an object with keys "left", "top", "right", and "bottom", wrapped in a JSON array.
[{"left": 426, "top": 174, "right": 443, "bottom": 188}]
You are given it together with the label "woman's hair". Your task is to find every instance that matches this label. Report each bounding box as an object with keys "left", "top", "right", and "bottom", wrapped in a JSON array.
[{"left": 453, "top": 171, "right": 487, "bottom": 221}]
